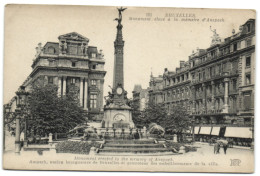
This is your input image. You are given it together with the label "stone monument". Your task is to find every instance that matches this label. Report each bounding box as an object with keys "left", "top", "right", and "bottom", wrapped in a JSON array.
[{"left": 102, "top": 7, "right": 135, "bottom": 129}]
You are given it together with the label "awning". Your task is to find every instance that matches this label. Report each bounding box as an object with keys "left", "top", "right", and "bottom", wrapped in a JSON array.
[
  {"left": 199, "top": 127, "right": 212, "bottom": 135},
  {"left": 224, "top": 127, "right": 252, "bottom": 138},
  {"left": 211, "top": 127, "right": 220, "bottom": 136},
  {"left": 194, "top": 127, "right": 200, "bottom": 134}
]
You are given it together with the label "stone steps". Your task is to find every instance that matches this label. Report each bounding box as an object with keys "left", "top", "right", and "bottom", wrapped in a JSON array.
[
  {"left": 103, "top": 143, "right": 164, "bottom": 148},
  {"left": 97, "top": 139, "right": 177, "bottom": 155},
  {"left": 105, "top": 139, "right": 156, "bottom": 144},
  {"left": 98, "top": 147, "right": 170, "bottom": 153}
]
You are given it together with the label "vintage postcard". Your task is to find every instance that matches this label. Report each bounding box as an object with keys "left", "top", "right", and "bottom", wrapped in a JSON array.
[{"left": 3, "top": 4, "right": 255, "bottom": 173}]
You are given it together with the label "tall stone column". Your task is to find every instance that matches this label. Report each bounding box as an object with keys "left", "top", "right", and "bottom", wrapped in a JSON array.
[
  {"left": 100, "top": 79, "right": 104, "bottom": 110},
  {"left": 58, "top": 77, "right": 62, "bottom": 96},
  {"left": 23, "top": 118, "right": 28, "bottom": 147},
  {"left": 193, "top": 100, "right": 196, "bottom": 113},
  {"left": 62, "top": 76, "right": 67, "bottom": 96},
  {"left": 211, "top": 81, "right": 215, "bottom": 110},
  {"left": 202, "top": 83, "right": 206, "bottom": 112},
  {"left": 15, "top": 117, "right": 21, "bottom": 155},
  {"left": 79, "top": 78, "right": 84, "bottom": 106},
  {"left": 84, "top": 78, "right": 88, "bottom": 110},
  {"left": 191, "top": 86, "right": 196, "bottom": 113},
  {"left": 223, "top": 78, "right": 229, "bottom": 113}
]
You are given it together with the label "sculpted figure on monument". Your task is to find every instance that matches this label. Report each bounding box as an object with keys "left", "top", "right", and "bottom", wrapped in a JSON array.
[
  {"left": 124, "top": 90, "right": 128, "bottom": 99},
  {"left": 104, "top": 91, "right": 114, "bottom": 106},
  {"left": 114, "top": 7, "right": 127, "bottom": 25}
]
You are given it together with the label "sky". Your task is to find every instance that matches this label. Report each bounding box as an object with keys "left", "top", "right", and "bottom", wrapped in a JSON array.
[{"left": 4, "top": 5, "right": 255, "bottom": 103}]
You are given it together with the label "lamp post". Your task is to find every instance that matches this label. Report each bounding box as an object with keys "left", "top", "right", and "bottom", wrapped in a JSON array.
[{"left": 15, "top": 86, "right": 29, "bottom": 155}]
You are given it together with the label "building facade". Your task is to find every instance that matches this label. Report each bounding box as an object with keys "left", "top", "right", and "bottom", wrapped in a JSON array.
[
  {"left": 148, "top": 19, "right": 255, "bottom": 142},
  {"left": 148, "top": 74, "right": 164, "bottom": 105},
  {"left": 9, "top": 32, "right": 106, "bottom": 121},
  {"left": 162, "top": 61, "right": 191, "bottom": 114},
  {"left": 132, "top": 85, "right": 149, "bottom": 111}
]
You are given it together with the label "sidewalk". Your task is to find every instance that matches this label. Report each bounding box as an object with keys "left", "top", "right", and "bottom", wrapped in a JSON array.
[{"left": 194, "top": 142, "right": 253, "bottom": 150}]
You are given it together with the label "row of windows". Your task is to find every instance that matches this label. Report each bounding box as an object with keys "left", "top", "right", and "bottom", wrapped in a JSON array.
[
  {"left": 191, "top": 37, "right": 253, "bottom": 67},
  {"left": 47, "top": 76, "right": 99, "bottom": 87},
  {"left": 46, "top": 44, "right": 97, "bottom": 57},
  {"left": 163, "top": 89, "right": 190, "bottom": 101},
  {"left": 164, "top": 73, "right": 189, "bottom": 87},
  {"left": 49, "top": 60, "right": 100, "bottom": 70},
  {"left": 191, "top": 59, "right": 241, "bottom": 82}
]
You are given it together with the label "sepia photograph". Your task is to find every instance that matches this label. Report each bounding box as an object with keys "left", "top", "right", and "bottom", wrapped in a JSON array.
[{"left": 2, "top": 4, "right": 256, "bottom": 173}]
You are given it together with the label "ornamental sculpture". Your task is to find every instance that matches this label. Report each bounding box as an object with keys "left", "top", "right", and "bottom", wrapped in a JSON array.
[{"left": 210, "top": 26, "right": 222, "bottom": 46}]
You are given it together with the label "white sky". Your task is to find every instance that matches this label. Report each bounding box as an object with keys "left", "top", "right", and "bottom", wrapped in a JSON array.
[{"left": 4, "top": 5, "right": 255, "bottom": 103}]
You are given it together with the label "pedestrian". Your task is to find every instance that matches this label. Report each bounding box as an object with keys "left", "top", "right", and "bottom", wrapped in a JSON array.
[
  {"left": 214, "top": 143, "right": 220, "bottom": 154},
  {"left": 228, "top": 139, "right": 233, "bottom": 148},
  {"left": 223, "top": 143, "right": 228, "bottom": 154}
]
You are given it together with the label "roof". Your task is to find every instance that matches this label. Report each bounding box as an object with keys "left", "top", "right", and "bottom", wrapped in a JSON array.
[
  {"left": 58, "top": 32, "right": 89, "bottom": 42},
  {"left": 43, "top": 42, "right": 59, "bottom": 55}
]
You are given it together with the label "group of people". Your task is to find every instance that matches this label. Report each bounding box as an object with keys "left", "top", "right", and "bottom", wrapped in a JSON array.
[{"left": 214, "top": 142, "right": 228, "bottom": 154}]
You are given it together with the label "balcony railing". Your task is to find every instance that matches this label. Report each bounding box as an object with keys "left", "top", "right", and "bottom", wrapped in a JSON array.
[{"left": 192, "top": 109, "right": 223, "bottom": 115}]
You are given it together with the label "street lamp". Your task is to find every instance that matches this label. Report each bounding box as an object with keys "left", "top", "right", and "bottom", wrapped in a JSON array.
[{"left": 15, "top": 86, "right": 29, "bottom": 154}]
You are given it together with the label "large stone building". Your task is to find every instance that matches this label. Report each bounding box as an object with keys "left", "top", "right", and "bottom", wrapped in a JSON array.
[
  {"left": 162, "top": 61, "right": 191, "bottom": 114},
  {"left": 9, "top": 32, "right": 106, "bottom": 121},
  {"left": 148, "top": 19, "right": 255, "bottom": 143}
]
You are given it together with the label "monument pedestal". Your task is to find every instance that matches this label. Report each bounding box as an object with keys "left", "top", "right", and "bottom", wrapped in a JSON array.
[{"left": 102, "top": 103, "right": 135, "bottom": 128}]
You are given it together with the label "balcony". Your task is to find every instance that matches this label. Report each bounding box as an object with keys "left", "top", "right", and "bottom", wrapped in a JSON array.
[{"left": 192, "top": 109, "right": 223, "bottom": 116}]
